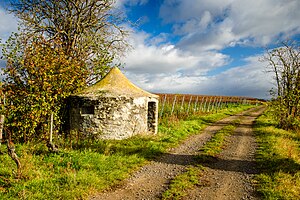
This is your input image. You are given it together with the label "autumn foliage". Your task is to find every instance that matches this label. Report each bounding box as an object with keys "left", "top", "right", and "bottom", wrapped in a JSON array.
[{"left": 2, "top": 36, "right": 87, "bottom": 142}]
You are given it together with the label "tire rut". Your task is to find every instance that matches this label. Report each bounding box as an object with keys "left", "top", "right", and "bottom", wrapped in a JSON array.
[{"left": 89, "top": 106, "right": 265, "bottom": 200}]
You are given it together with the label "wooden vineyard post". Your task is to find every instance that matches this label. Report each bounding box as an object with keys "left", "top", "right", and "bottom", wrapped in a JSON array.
[
  {"left": 200, "top": 96, "right": 205, "bottom": 111},
  {"left": 203, "top": 97, "right": 208, "bottom": 112},
  {"left": 214, "top": 97, "right": 218, "bottom": 112},
  {"left": 211, "top": 97, "right": 216, "bottom": 112},
  {"left": 215, "top": 97, "right": 219, "bottom": 111},
  {"left": 160, "top": 94, "right": 167, "bottom": 118},
  {"left": 187, "top": 96, "right": 193, "bottom": 114},
  {"left": 194, "top": 96, "right": 198, "bottom": 112},
  {"left": 180, "top": 96, "right": 185, "bottom": 113},
  {"left": 207, "top": 97, "right": 213, "bottom": 112},
  {"left": 47, "top": 112, "right": 59, "bottom": 153},
  {"left": 171, "top": 95, "right": 177, "bottom": 115},
  {"left": 217, "top": 97, "right": 222, "bottom": 111},
  {"left": 215, "top": 97, "right": 219, "bottom": 112},
  {"left": 50, "top": 112, "right": 53, "bottom": 143},
  {"left": 209, "top": 97, "right": 212, "bottom": 112}
]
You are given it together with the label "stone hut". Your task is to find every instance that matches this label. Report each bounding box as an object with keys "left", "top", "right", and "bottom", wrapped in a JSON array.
[{"left": 68, "top": 67, "right": 159, "bottom": 140}]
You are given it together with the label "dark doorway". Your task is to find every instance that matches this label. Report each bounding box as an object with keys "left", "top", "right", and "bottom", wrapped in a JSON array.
[
  {"left": 81, "top": 105, "right": 95, "bottom": 115},
  {"left": 147, "top": 102, "right": 156, "bottom": 133}
]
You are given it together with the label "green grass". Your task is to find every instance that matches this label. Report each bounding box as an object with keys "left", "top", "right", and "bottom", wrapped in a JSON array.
[
  {"left": 0, "top": 104, "right": 254, "bottom": 200},
  {"left": 161, "top": 166, "right": 206, "bottom": 200},
  {"left": 0, "top": 146, "right": 143, "bottom": 199},
  {"left": 198, "top": 123, "right": 237, "bottom": 160},
  {"left": 254, "top": 109, "right": 300, "bottom": 200}
]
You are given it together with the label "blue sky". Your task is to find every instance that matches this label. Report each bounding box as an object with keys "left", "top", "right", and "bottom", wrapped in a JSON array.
[
  {"left": 116, "top": 0, "right": 300, "bottom": 99},
  {"left": 1, "top": 0, "right": 300, "bottom": 99}
]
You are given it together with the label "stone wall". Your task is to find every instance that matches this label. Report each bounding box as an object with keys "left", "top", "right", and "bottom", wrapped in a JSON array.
[{"left": 69, "top": 95, "right": 158, "bottom": 140}]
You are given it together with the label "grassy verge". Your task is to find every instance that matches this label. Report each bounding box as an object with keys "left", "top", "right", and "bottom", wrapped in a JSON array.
[
  {"left": 162, "top": 121, "right": 239, "bottom": 200},
  {"left": 254, "top": 109, "right": 300, "bottom": 199},
  {"left": 0, "top": 104, "right": 253, "bottom": 200}
]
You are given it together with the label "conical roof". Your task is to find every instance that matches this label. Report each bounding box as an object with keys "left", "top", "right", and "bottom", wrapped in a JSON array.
[{"left": 76, "top": 67, "right": 158, "bottom": 98}]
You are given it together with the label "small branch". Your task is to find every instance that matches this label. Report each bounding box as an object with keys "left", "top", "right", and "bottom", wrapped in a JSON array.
[{"left": 7, "top": 140, "right": 22, "bottom": 176}]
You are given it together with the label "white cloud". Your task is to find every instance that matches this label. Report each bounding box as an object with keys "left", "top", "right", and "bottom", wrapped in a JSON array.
[
  {"left": 160, "top": 0, "right": 300, "bottom": 52},
  {"left": 124, "top": 54, "right": 273, "bottom": 99},
  {"left": 200, "top": 56, "right": 273, "bottom": 98},
  {"left": 122, "top": 29, "right": 230, "bottom": 75}
]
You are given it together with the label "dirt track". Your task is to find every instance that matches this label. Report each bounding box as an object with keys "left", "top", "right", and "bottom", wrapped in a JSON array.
[{"left": 90, "top": 106, "right": 265, "bottom": 200}]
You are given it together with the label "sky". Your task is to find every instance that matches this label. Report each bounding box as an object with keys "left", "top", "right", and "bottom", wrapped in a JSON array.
[{"left": 1, "top": 0, "right": 300, "bottom": 99}]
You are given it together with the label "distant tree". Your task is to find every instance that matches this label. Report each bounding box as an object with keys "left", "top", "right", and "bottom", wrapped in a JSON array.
[{"left": 264, "top": 40, "right": 300, "bottom": 130}]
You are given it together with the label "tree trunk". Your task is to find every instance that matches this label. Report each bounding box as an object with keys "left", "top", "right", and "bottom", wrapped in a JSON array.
[{"left": 7, "top": 140, "right": 22, "bottom": 175}]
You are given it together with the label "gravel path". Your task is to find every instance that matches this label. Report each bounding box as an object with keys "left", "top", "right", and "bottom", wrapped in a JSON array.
[
  {"left": 183, "top": 106, "right": 265, "bottom": 200},
  {"left": 90, "top": 106, "right": 265, "bottom": 200}
]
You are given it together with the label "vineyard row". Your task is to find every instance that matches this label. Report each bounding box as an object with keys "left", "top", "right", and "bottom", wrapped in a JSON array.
[{"left": 156, "top": 93, "right": 262, "bottom": 118}]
